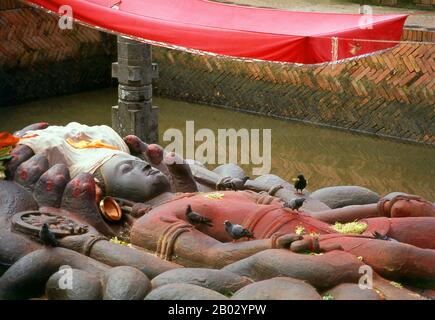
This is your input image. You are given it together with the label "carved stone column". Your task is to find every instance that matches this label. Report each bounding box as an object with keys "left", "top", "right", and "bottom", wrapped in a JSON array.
[{"left": 112, "top": 36, "right": 159, "bottom": 143}]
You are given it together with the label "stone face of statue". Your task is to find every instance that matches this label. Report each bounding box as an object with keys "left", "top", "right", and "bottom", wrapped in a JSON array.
[{"left": 98, "top": 154, "right": 171, "bottom": 202}]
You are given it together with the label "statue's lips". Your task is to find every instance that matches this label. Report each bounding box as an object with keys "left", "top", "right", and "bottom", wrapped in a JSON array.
[{"left": 145, "top": 169, "right": 160, "bottom": 176}]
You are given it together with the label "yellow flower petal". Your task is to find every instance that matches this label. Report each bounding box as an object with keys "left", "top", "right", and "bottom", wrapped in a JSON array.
[
  {"left": 332, "top": 221, "right": 368, "bottom": 234},
  {"left": 205, "top": 192, "right": 225, "bottom": 200}
]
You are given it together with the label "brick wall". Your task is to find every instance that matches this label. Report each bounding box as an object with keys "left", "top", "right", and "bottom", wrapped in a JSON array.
[
  {"left": 402, "top": 28, "right": 435, "bottom": 41},
  {"left": 357, "top": 0, "right": 434, "bottom": 8},
  {"left": 0, "top": 0, "right": 116, "bottom": 106},
  {"left": 412, "top": 0, "right": 434, "bottom": 9},
  {"left": 152, "top": 35, "right": 434, "bottom": 145},
  {"left": 365, "top": 0, "right": 398, "bottom": 6}
]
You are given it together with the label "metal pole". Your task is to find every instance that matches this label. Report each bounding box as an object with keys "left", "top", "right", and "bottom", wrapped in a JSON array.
[{"left": 111, "top": 36, "right": 159, "bottom": 143}]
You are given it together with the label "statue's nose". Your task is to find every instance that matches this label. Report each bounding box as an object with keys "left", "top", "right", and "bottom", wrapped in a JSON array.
[{"left": 142, "top": 164, "right": 152, "bottom": 172}]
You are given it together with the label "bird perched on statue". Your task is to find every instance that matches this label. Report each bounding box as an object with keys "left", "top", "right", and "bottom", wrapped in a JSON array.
[
  {"left": 39, "top": 223, "right": 59, "bottom": 247},
  {"left": 185, "top": 205, "right": 213, "bottom": 227},
  {"left": 224, "top": 220, "right": 254, "bottom": 242},
  {"left": 284, "top": 198, "right": 306, "bottom": 211},
  {"left": 292, "top": 174, "right": 308, "bottom": 194}
]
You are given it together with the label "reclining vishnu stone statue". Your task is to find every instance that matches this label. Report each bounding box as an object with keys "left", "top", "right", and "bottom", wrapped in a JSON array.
[{"left": 0, "top": 122, "right": 434, "bottom": 300}]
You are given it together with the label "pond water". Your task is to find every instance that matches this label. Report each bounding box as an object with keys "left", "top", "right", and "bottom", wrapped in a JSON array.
[{"left": 1, "top": 88, "right": 434, "bottom": 200}]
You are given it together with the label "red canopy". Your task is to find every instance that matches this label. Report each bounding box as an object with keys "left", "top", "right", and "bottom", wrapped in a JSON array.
[{"left": 26, "top": 0, "right": 408, "bottom": 64}]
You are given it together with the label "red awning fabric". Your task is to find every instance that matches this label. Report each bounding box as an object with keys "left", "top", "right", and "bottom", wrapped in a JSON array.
[{"left": 26, "top": 0, "right": 408, "bottom": 64}]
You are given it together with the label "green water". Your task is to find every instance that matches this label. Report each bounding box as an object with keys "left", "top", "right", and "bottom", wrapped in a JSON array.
[{"left": 1, "top": 88, "right": 434, "bottom": 200}]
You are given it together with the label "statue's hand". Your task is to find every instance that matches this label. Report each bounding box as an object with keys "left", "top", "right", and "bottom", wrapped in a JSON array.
[
  {"left": 274, "top": 233, "right": 303, "bottom": 249},
  {"left": 14, "top": 122, "right": 49, "bottom": 138},
  {"left": 131, "top": 203, "right": 153, "bottom": 218},
  {"left": 216, "top": 176, "right": 248, "bottom": 191},
  {"left": 111, "top": 197, "right": 152, "bottom": 219},
  {"left": 123, "top": 135, "right": 148, "bottom": 155}
]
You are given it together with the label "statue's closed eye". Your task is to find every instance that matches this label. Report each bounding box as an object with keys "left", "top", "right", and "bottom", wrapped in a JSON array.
[{"left": 120, "top": 163, "right": 133, "bottom": 174}]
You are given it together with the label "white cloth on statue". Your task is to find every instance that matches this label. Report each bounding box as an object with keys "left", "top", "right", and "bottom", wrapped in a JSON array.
[{"left": 19, "top": 122, "right": 131, "bottom": 177}]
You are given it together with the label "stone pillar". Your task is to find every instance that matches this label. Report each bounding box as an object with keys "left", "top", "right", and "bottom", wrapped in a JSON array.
[{"left": 112, "top": 36, "right": 159, "bottom": 143}]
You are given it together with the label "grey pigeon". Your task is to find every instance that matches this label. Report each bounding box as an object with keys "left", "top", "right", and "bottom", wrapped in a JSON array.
[
  {"left": 39, "top": 223, "right": 59, "bottom": 247},
  {"left": 284, "top": 198, "right": 306, "bottom": 211},
  {"left": 186, "top": 205, "right": 213, "bottom": 227},
  {"left": 224, "top": 220, "right": 253, "bottom": 241}
]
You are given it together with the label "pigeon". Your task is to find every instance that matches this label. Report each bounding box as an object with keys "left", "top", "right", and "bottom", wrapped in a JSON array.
[
  {"left": 39, "top": 223, "right": 59, "bottom": 247},
  {"left": 292, "top": 174, "right": 308, "bottom": 194},
  {"left": 372, "top": 231, "right": 398, "bottom": 242},
  {"left": 224, "top": 220, "right": 254, "bottom": 241},
  {"left": 230, "top": 176, "right": 250, "bottom": 191},
  {"left": 284, "top": 198, "right": 306, "bottom": 211},
  {"left": 185, "top": 205, "right": 213, "bottom": 227}
]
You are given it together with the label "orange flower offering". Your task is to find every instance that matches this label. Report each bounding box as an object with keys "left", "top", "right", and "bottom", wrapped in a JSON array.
[
  {"left": 0, "top": 132, "right": 19, "bottom": 148},
  {"left": 66, "top": 138, "right": 120, "bottom": 150}
]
